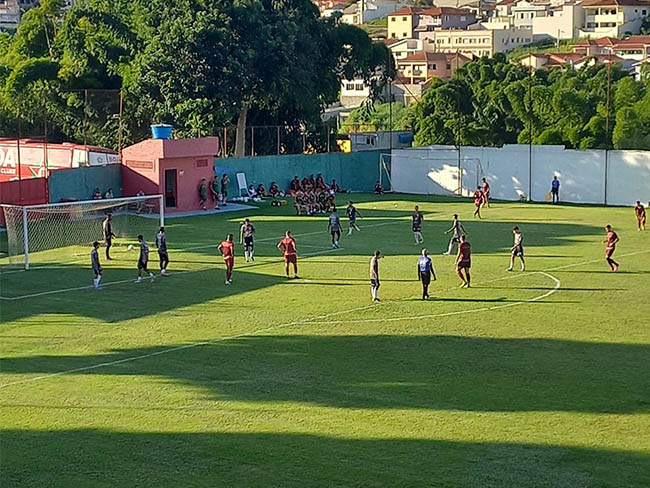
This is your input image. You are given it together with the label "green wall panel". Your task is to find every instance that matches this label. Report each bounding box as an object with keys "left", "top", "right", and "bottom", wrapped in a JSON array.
[{"left": 49, "top": 165, "right": 123, "bottom": 203}]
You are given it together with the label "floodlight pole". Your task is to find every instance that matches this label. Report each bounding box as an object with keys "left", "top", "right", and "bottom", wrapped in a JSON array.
[
  {"left": 604, "top": 53, "right": 612, "bottom": 205},
  {"left": 528, "top": 65, "right": 533, "bottom": 202},
  {"left": 23, "top": 206, "right": 29, "bottom": 270}
]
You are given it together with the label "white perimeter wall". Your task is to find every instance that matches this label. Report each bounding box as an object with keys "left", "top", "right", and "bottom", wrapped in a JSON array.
[{"left": 391, "top": 145, "right": 650, "bottom": 206}]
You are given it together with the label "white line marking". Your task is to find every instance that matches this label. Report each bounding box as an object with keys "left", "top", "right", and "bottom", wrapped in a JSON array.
[
  {"left": 0, "top": 270, "right": 560, "bottom": 389},
  {"left": 304, "top": 271, "right": 561, "bottom": 325},
  {"left": 0, "top": 247, "right": 343, "bottom": 301}
]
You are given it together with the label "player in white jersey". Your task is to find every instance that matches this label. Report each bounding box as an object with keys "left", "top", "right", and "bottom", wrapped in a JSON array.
[
  {"left": 240, "top": 218, "right": 256, "bottom": 262},
  {"left": 328, "top": 208, "right": 342, "bottom": 249},
  {"left": 135, "top": 234, "right": 156, "bottom": 283},
  {"left": 156, "top": 227, "right": 169, "bottom": 276},
  {"left": 443, "top": 214, "right": 466, "bottom": 255},
  {"left": 91, "top": 241, "right": 103, "bottom": 290},
  {"left": 507, "top": 226, "right": 525, "bottom": 272}
]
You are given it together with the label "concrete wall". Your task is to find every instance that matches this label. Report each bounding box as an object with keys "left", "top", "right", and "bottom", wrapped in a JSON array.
[
  {"left": 219, "top": 151, "right": 382, "bottom": 196},
  {"left": 49, "top": 165, "right": 122, "bottom": 203},
  {"left": 391, "top": 144, "right": 650, "bottom": 206}
]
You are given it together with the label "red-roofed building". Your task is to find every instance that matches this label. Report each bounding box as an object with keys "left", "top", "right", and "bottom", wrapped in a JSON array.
[
  {"left": 388, "top": 5, "right": 477, "bottom": 39},
  {"left": 577, "top": 0, "right": 650, "bottom": 37}
]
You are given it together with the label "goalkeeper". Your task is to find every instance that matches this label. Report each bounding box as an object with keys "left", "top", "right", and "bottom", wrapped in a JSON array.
[{"left": 102, "top": 214, "right": 117, "bottom": 260}]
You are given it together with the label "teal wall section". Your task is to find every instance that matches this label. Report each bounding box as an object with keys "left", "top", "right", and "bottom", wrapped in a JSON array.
[
  {"left": 215, "top": 151, "right": 382, "bottom": 196},
  {"left": 49, "top": 165, "right": 123, "bottom": 203}
]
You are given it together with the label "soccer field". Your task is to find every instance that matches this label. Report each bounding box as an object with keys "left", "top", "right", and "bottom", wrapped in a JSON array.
[{"left": 1, "top": 194, "right": 649, "bottom": 487}]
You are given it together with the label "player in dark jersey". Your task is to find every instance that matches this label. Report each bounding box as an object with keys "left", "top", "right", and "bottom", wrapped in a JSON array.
[
  {"left": 328, "top": 208, "right": 342, "bottom": 249},
  {"left": 456, "top": 235, "right": 471, "bottom": 288},
  {"left": 412, "top": 205, "right": 424, "bottom": 244},
  {"left": 218, "top": 234, "right": 235, "bottom": 284},
  {"left": 443, "top": 214, "right": 466, "bottom": 255},
  {"left": 481, "top": 178, "right": 491, "bottom": 208},
  {"left": 603, "top": 225, "right": 620, "bottom": 272},
  {"left": 473, "top": 187, "right": 484, "bottom": 219},
  {"left": 135, "top": 234, "right": 156, "bottom": 283},
  {"left": 370, "top": 250, "right": 382, "bottom": 302},
  {"left": 417, "top": 249, "right": 436, "bottom": 300},
  {"left": 634, "top": 201, "right": 646, "bottom": 231},
  {"left": 278, "top": 231, "right": 299, "bottom": 279},
  {"left": 156, "top": 226, "right": 169, "bottom": 276},
  {"left": 507, "top": 226, "right": 525, "bottom": 272},
  {"left": 102, "top": 214, "right": 116, "bottom": 260},
  {"left": 346, "top": 201, "right": 362, "bottom": 235},
  {"left": 91, "top": 241, "right": 102, "bottom": 290},
  {"left": 199, "top": 178, "right": 208, "bottom": 210},
  {"left": 240, "top": 218, "right": 256, "bottom": 262}
]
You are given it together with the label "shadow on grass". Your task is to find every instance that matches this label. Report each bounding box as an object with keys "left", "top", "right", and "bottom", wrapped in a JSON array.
[
  {"left": 2, "top": 335, "right": 649, "bottom": 414},
  {"left": 1, "top": 429, "right": 648, "bottom": 488}
]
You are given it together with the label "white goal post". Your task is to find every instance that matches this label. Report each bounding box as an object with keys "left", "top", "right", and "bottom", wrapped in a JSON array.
[{"left": 1, "top": 195, "right": 164, "bottom": 270}]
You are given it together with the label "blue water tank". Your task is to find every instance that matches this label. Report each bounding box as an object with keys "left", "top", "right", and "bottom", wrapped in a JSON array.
[
  {"left": 398, "top": 133, "right": 414, "bottom": 144},
  {"left": 151, "top": 124, "right": 173, "bottom": 139}
]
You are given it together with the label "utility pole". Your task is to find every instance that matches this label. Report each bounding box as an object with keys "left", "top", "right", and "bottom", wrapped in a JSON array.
[
  {"left": 388, "top": 42, "right": 393, "bottom": 158},
  {"left": 604, "top": 52, "right": 612, "bottom": 205},
  {"left": 455, "top": 49, "right": 462, "bottom": 195},
  {"left": 528, "top": 64, "right": 533, "bottom": 202}
]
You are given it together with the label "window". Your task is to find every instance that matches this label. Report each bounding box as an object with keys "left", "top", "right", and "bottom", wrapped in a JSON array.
[
  {"left": 403, "top": 32, "right": 407, "bottom": 37},
  {"left": 355, "top": 83, "right": 364, "bottom": 90},
  {"left": 402, "top": 16, "right": 407, "bottom": 20},
  {"left": 643, "top": 9, "right": 647, "bottom": 15},
  {"left": 446, "top": 63, "right": 451, "bottom": 69},
  {"left": 196, "top": 159, "right": 208, "bottom": 168},
  {"left": 429, "top": 63, "right": 437, "bottom": 69},
  {"left": 461, "top": 16, "right": 466, "bottom": 21},
  {"left": 346, "top": 83, "right": 354, "bottom": 90},
  {"left": 391, "top": 17, "right": 395, "bottom": 21},
  {"left": 391, "top": 32, "right": 396, "bottom": 38}
]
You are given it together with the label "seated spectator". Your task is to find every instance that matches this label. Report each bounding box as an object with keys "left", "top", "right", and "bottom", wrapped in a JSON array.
[
  {"left": 294, "top": 190, "right": 309, "bottom": 215},
  {"left": 257, "top": 184, "right": 267, "bottom": 198},
  {"left": 269, "top": 181, "right": 281, "bottom": 197},
  {"left": 315, "top": 173, "right": 325, "bottom": 189},
  {"left": 135, "top": 189, "right": 146, "bottom": 212},
  {"left": 247, "top": 184, "right": 258, "bottom": 198},
  {"left": 92, "top": 188, "right": 102, "bottom": 200},
  {"left": 330, "top": 179, "right": 346, "bottom": 193},
  {"left": 317, "top": 189, "right": 328, "bottom": 213},
  {"left": 104, "top": 188, "right": 114, "bottom": 199},
  {"left": 301, "top": 177, "right": 309, "bottom": 190},
  {"left": 374, "top": 181, "right": 384, "bottom": 195},
  {"left": 308, "top": 174, "right": 316, "bottom": 188},
  {"left": 290, "top": 176, "right": 300, "bottom": 193}
]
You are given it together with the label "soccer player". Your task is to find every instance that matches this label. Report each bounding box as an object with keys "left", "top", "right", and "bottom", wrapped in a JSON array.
[
  {"left": 346, "top": 201, "right": 362, "bottom": 235},
  {"left": 328, "top": 208, "right": 342, "bottom": 248},
  {"left": 443, "top": 214, "right": 466, "bottom": 255},
  {"left": 102, "top": 214, "right": 116, "bottom": 260},
  {"left": 370, "top": 250, "right": 382, "bottom": 302},
  {"left": 481, "top": 178, "right": 491, "bottom": 207},
  {"left": 278, "top": 230, "right": 299, "bottom": 279},
  {"left": 417, "top": 249, "right": 436, "bottom": 300},
  {"left": 240, "top": 218, "right": 256, "bottom": 262},
  {"left": 412, "top": 205, "right": 424, "bottom": 244},
  {"left": 221, "top": 173, "right": 230, "bottom": 206},
  {"left": 199, "top": 178, "right": 208, "bottom": 210},
  {"left": 210, "top": 175, "right": 221, "bottom": 209},
  {"left": 455, "top": 235, "right": 471, "bottom": 288},
  {"left": 551, "top": 176, "right": 560, "bottom": 204},
  {"left": 507, "top": 226, "right": 525, "bottom": 272},
  {"left": 156, "top": 226, "right": 169, "bottom": 276},
  {"left": 634, "top": 201, "right": 646, "bottom": 231},
  {"left": 603, "top": 225, "right": 620, "bottom": 272},
  {"left": 136, "top": 234, "right": 156, "bottom": 283},
  {"left": 473, "top": 186, "right": 484, "bottom": 219},
  {"left": 218, "top": 234, "right": 235, "bottom": 284},
  {"left": 91, "top": 241, "right": 103, "bottom": 290}
]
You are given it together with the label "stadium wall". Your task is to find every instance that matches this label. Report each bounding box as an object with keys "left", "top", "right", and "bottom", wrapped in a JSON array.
[
  {"left": 49, "top": 165, "right": 123, "bottom": 203},
  {"left": 218, "top": 151, "right": 382, "bottom": 195},
  {"left": 390, "top": 145, "right": 650, "bottom": 206}
]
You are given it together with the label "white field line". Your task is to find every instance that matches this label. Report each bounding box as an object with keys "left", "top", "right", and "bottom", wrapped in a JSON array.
[
  {"left": 304, "top": 271, "right": 560, "bottom": 326},
  {"left": 0, "top": 270, "right": 560, "bottom": 389},
  {"left": 0, "top": 247, "right": 344, "bottom": 301}
]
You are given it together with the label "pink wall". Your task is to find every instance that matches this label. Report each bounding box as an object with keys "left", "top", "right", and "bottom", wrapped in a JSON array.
[{"left": 121, "top": 137, "right": 220, "bottom": 213}]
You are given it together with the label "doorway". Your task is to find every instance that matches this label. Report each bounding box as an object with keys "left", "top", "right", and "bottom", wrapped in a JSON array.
[{"left": 165, "top": 169, "right": 177, "bottom": 208}]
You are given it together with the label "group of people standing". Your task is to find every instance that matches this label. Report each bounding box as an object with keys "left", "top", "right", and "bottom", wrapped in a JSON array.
[{"left": 199, "top": 174, "right": 230, "bottom": 211}]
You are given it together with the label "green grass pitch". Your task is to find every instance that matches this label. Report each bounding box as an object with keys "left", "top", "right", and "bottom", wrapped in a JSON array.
[{"left": 1, "top": 194, "right": 649, "bottom": 487}]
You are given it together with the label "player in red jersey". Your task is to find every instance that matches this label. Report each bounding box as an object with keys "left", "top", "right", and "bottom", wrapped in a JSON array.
[
  {"left": 481, "top": 178, "right": 490, "bottom": 208},
  {"left": 277, "top": 230, "right": 300, "bottom": 279},
  {"left": 634, "top": 201, "right": 646, "bottom": 231},
  {"left": 455, "top": 235, "right": 472, "bottom": 288},
  {"left": 603, "top": 225, "right": 620, "bottom": 272},
  {"left": 217, "top": 234, "right": 235, "bottom": 284},
  {"left": 473, "top": 187, "right": 484, "bottom": 219}
]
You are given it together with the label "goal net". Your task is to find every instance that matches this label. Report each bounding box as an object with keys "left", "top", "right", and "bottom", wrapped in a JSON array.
[{"left": 1, "top": 195, "right": 164, "bottom": 270}]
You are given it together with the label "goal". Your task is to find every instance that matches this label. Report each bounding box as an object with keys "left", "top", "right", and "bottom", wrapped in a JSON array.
[{"left": 1, "top": 195, "right": 164, "bottom": 270}]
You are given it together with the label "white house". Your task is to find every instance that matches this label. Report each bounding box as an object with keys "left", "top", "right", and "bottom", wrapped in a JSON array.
[{"left": 341, "top": 0, "right": 409, "bottom": 25}]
